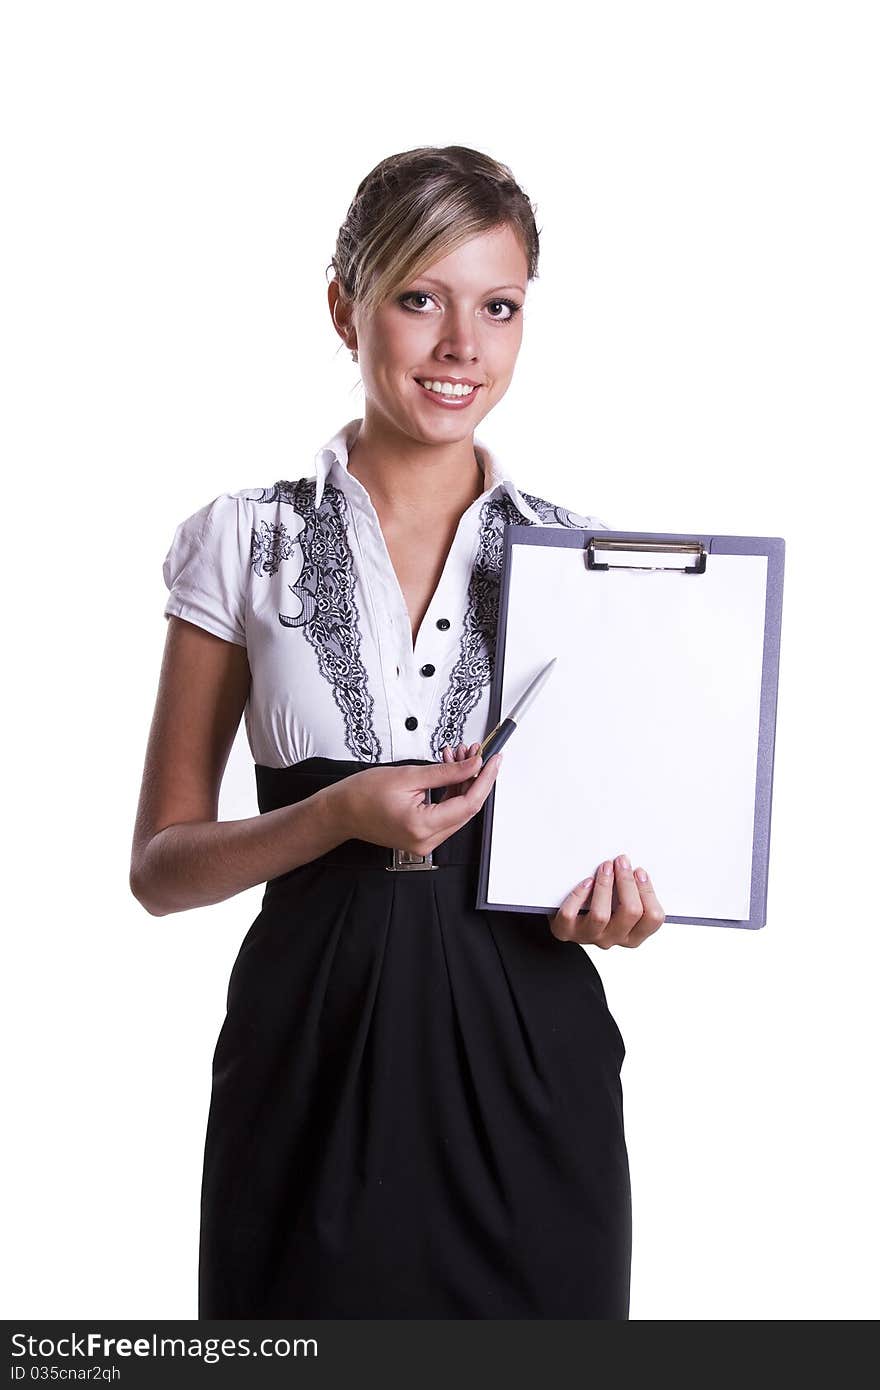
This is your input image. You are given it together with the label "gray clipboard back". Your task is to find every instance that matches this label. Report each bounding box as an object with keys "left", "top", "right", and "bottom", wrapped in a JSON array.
[{"left": 475, "top": 528, "right": 785, "bottom": 930}]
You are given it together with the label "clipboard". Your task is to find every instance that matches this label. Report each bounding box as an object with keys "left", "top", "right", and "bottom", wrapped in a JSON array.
[{"left": 475, "top": 529, "right": 785, "bottom": 929}]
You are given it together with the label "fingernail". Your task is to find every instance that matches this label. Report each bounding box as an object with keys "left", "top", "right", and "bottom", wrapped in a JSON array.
[
  {"left": 602, "top": 860, "right": 613, "bottom": 876},
  {"left": 618, "top": 854, "right": 630, "bottom": 870},
  {"left": 579, "top": 876, "right": 594, "bottom": 890},
  {"left": 636, "top": 868, "right": 648, "bottom": 883}
]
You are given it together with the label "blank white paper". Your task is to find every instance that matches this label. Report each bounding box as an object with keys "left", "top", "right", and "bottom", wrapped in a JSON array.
[{"left": 486, "top": 547, "right": 768, "bottom": 922}]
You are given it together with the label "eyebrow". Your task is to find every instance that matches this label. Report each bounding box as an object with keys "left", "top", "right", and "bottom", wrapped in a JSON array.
[{"left": 415, "top": 277, "right": 526, "bottom": 295}]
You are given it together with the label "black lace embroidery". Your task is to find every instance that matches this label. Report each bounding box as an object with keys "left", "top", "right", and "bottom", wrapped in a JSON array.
[
  {"left": 518, "top": 492, "right": 601, "bottom": 530},
  {"left": 250, "top": 512, "right": 303, "bottom": 577},
  {"left": 244, "top": 479, "right": 383, "bottom": 763},
  {"left": 428, "top": 490, "right": 596, "bottom": 758}
]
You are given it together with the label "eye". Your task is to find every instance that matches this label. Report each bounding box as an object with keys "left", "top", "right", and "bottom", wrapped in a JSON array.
[
  {"left": 398, "top": 292, "right": 523, "bottom": 325},
  {"left": 399, "top": 292, "right": 434, "bottom": 312},
  {"left": 486, "top": 299, "right": 522, "bottom": 323}
]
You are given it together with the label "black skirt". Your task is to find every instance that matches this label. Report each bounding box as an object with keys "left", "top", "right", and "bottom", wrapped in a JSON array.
[{"left": 198, "top": 757, "right": 631, "bottom": 1319}]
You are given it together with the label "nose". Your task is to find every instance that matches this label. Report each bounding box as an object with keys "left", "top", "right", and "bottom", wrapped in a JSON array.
[{"left": 434, "top": 304, "right": 480, "bottom": 362}]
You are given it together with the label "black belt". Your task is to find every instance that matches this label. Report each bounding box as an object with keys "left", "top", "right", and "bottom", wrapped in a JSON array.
[{"left": 296, "top": 840, "right": 477, "bottom": 872}]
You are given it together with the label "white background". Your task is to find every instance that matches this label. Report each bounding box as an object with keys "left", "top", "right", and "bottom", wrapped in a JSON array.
[{"left": 3, "top": 0, "right": 877, "bottom": 1320}]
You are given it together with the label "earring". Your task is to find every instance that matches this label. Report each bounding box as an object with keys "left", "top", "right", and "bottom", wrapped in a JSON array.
[{"left": 350, "top": 348, "right": 358, "bottom": 362}]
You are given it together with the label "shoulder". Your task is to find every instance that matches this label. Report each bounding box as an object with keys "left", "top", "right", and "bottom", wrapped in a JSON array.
[
  {"left": 169, "top": 487, "right": 254, "bottom": 533},
  {"left": 171, "top": 481, "right": 311, "bottom": 532},
  {"left": 228, "top": 479, "right": 319, "bottom": 516},
  {"left": 179, "top": 479, "right": 320, "bottom": 549},
  {"left": 236, "top": 477, "right": 318, "bottom": 499},
  {"left": 517, "top": 487, "right": 611, "bottom": 530},
  {"left": 174, "top": 489, "right": 262, "bottom": 554}
]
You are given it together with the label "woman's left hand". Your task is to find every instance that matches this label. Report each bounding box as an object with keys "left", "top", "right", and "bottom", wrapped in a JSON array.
[{"left": 547, "top": 854, "right": 666, "bottom": 948}]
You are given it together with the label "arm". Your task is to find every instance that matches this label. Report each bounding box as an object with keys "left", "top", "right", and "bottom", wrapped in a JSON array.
[{"left": 129, "top": 616, "right": 351, "bottom": 918}]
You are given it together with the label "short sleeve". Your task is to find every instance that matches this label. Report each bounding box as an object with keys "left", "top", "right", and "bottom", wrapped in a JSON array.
[{"left": 162, "top": 492, "right": 251, "bottom": 646}]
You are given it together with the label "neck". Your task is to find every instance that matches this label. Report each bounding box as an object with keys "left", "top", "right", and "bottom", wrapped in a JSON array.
[{"left": 345, "top": 412, "right": 487, "bottom": 523}]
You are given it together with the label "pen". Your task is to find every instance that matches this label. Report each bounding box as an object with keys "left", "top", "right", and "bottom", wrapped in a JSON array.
[
  {"left": 425, "top": 658, "right": 557, "bottom": 806},
  {"left": 478, "top": 656, "right": 558, "bottom": 762}
]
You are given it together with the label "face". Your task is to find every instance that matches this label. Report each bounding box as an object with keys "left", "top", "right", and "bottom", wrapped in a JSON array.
[{"left": 331, "top": 223, "right": 528, "bottom": 442}]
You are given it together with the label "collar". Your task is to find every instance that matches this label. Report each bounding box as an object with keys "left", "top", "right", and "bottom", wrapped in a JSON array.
[{"left": 312, "top": 417, "right": 542, "bottom": 524}]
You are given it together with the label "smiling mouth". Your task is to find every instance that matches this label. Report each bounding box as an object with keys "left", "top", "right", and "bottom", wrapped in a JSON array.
[{"left": 414, "top": 378, "right": 483, "bottom": 403}]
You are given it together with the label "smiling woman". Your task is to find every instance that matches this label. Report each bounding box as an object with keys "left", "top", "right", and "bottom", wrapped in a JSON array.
[{"left": 137, "top": 145, "right": 635, "bottom": 1322}]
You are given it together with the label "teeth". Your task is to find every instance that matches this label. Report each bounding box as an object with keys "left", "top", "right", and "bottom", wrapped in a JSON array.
[{"left": 418, "top": 379, "right": 476, "bottom": 397}]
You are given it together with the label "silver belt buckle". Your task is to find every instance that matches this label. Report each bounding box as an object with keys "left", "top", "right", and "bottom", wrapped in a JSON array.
[{"left": 386, "top": 847, "right": 438, "bottom": 872}]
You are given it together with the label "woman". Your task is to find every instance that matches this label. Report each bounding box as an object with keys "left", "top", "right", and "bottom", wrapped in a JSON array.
[{"left": 130, "top": 145, "right": 666, "bottom": 1320}]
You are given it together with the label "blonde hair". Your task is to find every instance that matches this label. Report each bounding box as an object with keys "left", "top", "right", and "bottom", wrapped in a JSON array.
[{"left": 327, "top": 145, "right": 541, "bottom": 325}]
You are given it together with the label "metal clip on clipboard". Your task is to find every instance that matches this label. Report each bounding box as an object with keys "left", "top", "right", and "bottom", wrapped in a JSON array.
[{"left": 585, "top": 537, "right": 708, "bottom": 573}]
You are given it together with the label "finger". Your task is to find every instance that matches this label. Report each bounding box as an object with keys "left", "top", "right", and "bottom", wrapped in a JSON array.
[
  {"left": 603, "top": 854, "right": 646, "bottom": 945},
  {"left": 547, "top": 875, "right": 595, "bottom": 940},
  {"left": 582, "top": 858, "right": 616, "bottom": 945},
  {"left": 440, "top": 743, "right": 478, "bottom": 766},
  {"left": 461, "top": 748, "right": 502, "bottom": 801},
  {"left": 441, "top": 744, "right": 471, "bottom": 799},
  {"left": 621, "top": 867, "right": 666, "bottom": 947},
  {"left": 425, "top": 752, "right": 503, "bottom": 836},
  {"left": 434, "top": 746, "right": 454, "bottom": 800},
  {"left": 420, "top": 750, "right": 485, "bottom": 788},
  {"left": 462, "top": 742, "right": 481, "bottom": 773}
]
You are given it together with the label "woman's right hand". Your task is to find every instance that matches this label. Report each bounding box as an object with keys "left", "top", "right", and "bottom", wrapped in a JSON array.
[
  {"left": 328, "top": 750, "right": 503, "bottom": 857},
  {"left": 435, "top": 742, "right": 484, "bottom": 800}
]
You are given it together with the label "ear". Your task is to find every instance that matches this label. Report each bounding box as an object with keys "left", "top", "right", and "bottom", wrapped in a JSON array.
[{"left": 327, "top": 278, "right": 355, "bottom": 350}]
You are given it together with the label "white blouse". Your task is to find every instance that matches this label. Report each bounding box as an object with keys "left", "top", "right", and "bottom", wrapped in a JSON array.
[{"left": 163, "top": 417, "right": 609, "bottom": 769}]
